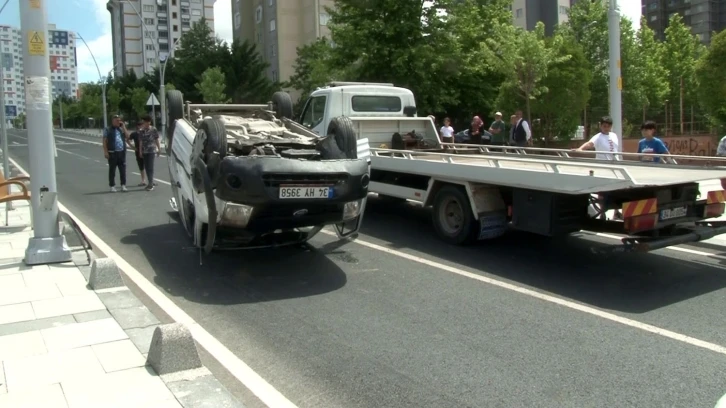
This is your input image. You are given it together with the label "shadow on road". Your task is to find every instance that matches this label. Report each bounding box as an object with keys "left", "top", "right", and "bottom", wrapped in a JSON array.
[
  {"left": 361, "top": 196, "right": 726, "bottom": 314},
  {"left": 119, "top": 217, "right": 347, "bottom": 305}
]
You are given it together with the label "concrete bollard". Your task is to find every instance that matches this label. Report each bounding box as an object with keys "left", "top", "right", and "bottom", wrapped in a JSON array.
[
  {"left": 88, "top": 257, "right": 125, "bottom": 290},
  {"left": 146, "top": 323, "right": 203, "bottom": 375}
]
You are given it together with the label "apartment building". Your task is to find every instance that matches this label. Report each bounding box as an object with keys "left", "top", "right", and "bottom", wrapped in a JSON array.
[
  {"left": 232, "top": 0, "right": 334, "bottom": 88},
  {"left": 0, "top": 24, "right": 79, "bottom": 122},
  {"left": 107, "top": 0, "right": 216, "bottom": 78},
  {"left": 642, "top": 0, "right": 725, "bottom": 44},
  {"left": 511, "top": 0, "right": 575, "bottom": 35}
]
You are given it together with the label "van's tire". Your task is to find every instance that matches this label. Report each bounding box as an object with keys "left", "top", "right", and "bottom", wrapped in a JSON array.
[
  {"left": 166, "top": 90, "right": 184, "bottom": 150},
  {"left": 272, "top": 91, "right": 293, "bottom": 119},
  {"left": 198, "top": 118, "right": 227, "bottom": 188},
  {"left": 327, "top": 116, "right": 357, "bottom": 159},
  {"left": 432, "top": 185, "right": 478, "bottom": 245}
]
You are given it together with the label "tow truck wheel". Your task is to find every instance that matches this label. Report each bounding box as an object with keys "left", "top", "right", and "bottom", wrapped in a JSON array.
[
  {"left": 272, "top": 91, "right": 293, "bottom": 119},
  {"left": 327, "top": 116, "right": 357, "bottom": 159},
  {"left": 432, "top": 185, "right": 477, "bottom": 245}
]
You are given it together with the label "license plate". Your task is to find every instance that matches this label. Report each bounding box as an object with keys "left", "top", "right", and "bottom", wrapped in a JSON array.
[
  {"left": 279, "top": 186, "right": 333, "bottom": 199},
  {"left": 659, "top": 206, "right": 688, "bottom": 220}
]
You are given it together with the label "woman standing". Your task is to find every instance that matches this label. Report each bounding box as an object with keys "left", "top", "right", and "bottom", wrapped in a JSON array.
[
  {"left": 469, "top": 116, "right": 485, "bottom": 145},
  {"left": 137, "top": 114, "right": 161, "bottom": 191}
]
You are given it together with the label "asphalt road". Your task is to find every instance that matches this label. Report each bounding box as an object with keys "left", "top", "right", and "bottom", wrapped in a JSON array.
[{"left": 6, "top": 129, "right": 726, "bottom": 408}]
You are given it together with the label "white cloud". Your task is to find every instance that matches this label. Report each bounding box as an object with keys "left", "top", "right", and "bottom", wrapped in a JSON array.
[
  {"left": 75, "top": 0, "right": 114, "bottom": 83},
  {"left": 214, "top": 0, "right": 233, "bottom": 44}
]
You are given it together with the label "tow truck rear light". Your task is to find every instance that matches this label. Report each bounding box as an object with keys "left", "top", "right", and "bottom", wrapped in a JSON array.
[
  {"left": 707, "top": 190, "right": 726, "bottom": 204},
  {"left": 623, "top": 213, "right": 658, "bottom": 234},
  {"left": 703, "top": 202, "right": 725, "bottom": 219}
]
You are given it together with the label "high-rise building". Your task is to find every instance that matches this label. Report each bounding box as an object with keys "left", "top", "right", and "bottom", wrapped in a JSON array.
[
  {"left": 231, "top": 0, "right": 334, "bottom": 88},
  {"left": 1, "top": 24, "right": 79, "bottom": 122},
  {"left": 107, "top": 0, "right": 217, "bottom": 79},
  {"left": 642, "top": 0, "right": 726, "bottom": 45},
  {"left": 511, "top": 0, "right": 575, "bottom": 36}
]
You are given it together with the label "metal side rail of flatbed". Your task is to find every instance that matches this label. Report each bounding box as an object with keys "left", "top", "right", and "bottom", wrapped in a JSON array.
[
  {"left": 589, "top": 222, "right": 726, "bottom": 254},
  {"left": 370, "top": 145, "right": 726, "bottom": 195}
]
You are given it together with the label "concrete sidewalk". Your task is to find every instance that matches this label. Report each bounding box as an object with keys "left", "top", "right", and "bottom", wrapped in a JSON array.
[{"left": 0, "top": 199, "right": 243, "bottom": 408}]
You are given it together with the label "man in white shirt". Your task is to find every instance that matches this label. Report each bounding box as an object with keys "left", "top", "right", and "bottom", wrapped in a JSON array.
[
  {"left": 576, "top": 116, "right": 620, "bottom": 160},
  {"left": 511, "top": 110, "right": 532, "bottom": 147}
]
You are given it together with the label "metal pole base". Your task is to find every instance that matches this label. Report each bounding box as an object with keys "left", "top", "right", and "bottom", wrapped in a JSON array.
[{"left": 24, "top": 235, "right": 72, "bottom": 265}]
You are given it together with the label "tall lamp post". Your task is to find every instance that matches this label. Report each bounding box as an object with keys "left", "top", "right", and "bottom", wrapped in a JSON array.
[
  {"left": 1, "top": 0, "right": 12, "bottom": 218},
  {"left": 608, "top": 0, "right": 623, "bottom": 157},
  {"left": 75, "top": 32, "right": 116, "bottom": 131},
  {"left": 159, "top": 36, "right": 181, "bottom": 140}
]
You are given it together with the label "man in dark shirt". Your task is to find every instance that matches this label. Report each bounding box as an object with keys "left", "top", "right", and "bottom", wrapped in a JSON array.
[{"left": 128, "top": 121, "right": 147, "bottom": 186}]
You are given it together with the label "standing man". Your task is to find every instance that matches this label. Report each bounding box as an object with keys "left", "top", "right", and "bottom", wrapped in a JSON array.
[
  {"left": 488, "top": 112, "right": 506, "bottom": 146},
  {"left": 128, "top": 121, "right": 147, "bottom": 186},
  {"left": 137, "top": 114, "right": 161, "bottom": 191},
  {"left": 511, "top": 110, "right": 531, "bottom": 147},
  {"left": 103, "top": 114, "right": 132, "bottom": 192}
]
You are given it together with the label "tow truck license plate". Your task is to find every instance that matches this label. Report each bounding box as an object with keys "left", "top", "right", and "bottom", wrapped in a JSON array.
[
  {"left": 279, "top": 186, "right": 333, "bottom": 199},
  {"left": 659, "top": 206, "right": 688, "bottom": 221}
]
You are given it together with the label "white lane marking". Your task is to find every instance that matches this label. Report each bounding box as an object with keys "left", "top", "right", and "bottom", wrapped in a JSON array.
[
  {"left": 131, "top": 172, "right": 172, "bottom": 186},
  {"left": 56, "top": 147, "right": 95, "bottom": 161},
  {"left": 53, "top": 133, "right": 168, "bottom": 157},
  {"left": 7, "top": 157, "right": 299, "bottom": 408},
  {"left": 320, "top": 229, "right": 726, "bottom": 356}
]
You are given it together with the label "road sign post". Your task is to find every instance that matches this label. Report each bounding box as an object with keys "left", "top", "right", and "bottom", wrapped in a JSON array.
[
  {"left": 21, "top": 0, "right": 71, "bottom": 265},
  {"left": 146, "top": 93, "right": 159, "bottom": 128}
]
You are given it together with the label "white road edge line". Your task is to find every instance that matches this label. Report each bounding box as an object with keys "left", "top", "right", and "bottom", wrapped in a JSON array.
[
  {"left": 319, "top": 229, "right": 726, "bottom": 356},
  {"left": 7, "top": 156, "right": 299, "bottom": 408}
]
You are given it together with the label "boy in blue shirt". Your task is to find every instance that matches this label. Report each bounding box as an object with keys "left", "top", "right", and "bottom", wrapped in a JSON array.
[{"left": 637, "top": 120, "right": 670, "bottom": 163}]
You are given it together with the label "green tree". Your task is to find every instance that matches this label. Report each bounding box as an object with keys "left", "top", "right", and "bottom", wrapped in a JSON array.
[
  {"left": 129, "top": 87, "right": 149, "bottom": 117},
  {"left": 218, "top": 39, "right": 276, "bottom": 103},
  {"left": 195, "top": 66, "right": 230, "bottom": 103},
  {"left": 661, "top": 13, "right": 705, "bottom": 134},
  {"left": 287, "top": 37, "right": 344, "bottom": 105},
  {"left": 491, "top": 22, "right": 569, "bottom": 123},
  {"left": 173, "top": 18, "right": 225, "bottom": 101},
  {"left": 636, "top": 17, "right": 669, "bottom": 119},
  {"left": 107, "top": 88, "right": 121, "bottom": 116},
  {"left": 695, "top": 29, "right": 726, "bottom": 129}
]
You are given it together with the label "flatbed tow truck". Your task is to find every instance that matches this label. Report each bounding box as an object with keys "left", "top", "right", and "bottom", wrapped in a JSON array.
[{"left": 296, "top": 82, "right": 726, "bottom": 253}]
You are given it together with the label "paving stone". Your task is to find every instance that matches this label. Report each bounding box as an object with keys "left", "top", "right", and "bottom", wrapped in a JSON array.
[
  {"left": 56, "top": 279, "right": 93, "bottom": 297},
  {"left": 0, "top": 315, "right": 76, "bottom": 337},
  {"left": 41, "top": 318, "right": 128, "bottom": 352},
  {"left": 0, "top": 274, "right": 25, "bottom": 290},
  {"left": 0, "top": 303, "right": 35, "bottom": 325},
  {"left": 31, "top": 293, "right": 105, "bottom": 320},
  {"left": 98, "top": 290, "right": 143, "bottom": 310},
  {"left": 92, "top": 339, "right": 147, "bottom": 373},
  {"left": 126, "top": 325, "right": 160, "bottom": 354},
  {"left": 3, "top": 346, "right": 105, "bottom": 392},
  {"left": 0, "top": 331, "right": 47, "bottom": 361},
  {"left": 0, "top": 383, "right": 68, "bottom": 408},
  {"left": 0, "top": 284, "right": 61, "bottom": 307},
  {"left": 61, "top": 366, "right": 175, "bottom": 408},
  {"left": 22, "top": 266, "right": 87, "bottom": 289},
  {"left": 73, "top": 309, "right": 112, "bottom": 323},
  {"left": 167, "top": 373, "right": 245, "bottom": 408},
  {"left": 0, "top": 261, "right": 48, "bottom": 275},
  {"left": 109, "top": 306, "right": 160, "bottom": 330},
  {"left": 136, "top": 398, "right": 184, "bottom": 408}
]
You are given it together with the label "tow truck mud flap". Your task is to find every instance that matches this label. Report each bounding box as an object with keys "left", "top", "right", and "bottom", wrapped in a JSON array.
[
  {"left": 195, "top": 156, "right": 218, "bottom": 254},
  {"left": 333, "top": 197, "right": 368, "bottom": 239}
]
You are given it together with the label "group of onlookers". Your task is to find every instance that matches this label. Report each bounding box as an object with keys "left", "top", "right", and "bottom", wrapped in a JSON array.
[{"left": 435, "top": 110, "right": 532, "bottom": 147}]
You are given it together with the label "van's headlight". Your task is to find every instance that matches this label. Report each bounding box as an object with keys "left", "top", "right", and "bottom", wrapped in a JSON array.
[
  {"left": 343, "top": 200, "right": 362, "bottom": 221},
  {"left": 221, "top": 203, "right": 254, "bottom": 227}
]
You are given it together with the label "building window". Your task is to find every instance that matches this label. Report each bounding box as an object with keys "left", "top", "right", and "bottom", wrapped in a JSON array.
[
  {"left": 650, "top": 15, "right": 657, "bottom": 21},
  {"left": 270, "top": 44, "right": 275, "bottom": 56},
  {"left": 272, "top": 70, "right": 278, "bottom": 82},
  {"left": 144, "top": 18, "right": 154, "bottom": 25},
  {"left": 269, "top": 19, "right": 276, "bottom": 31},
  {"left": 173, "top": 25, "right": 178, "bottom": 31},
  {"left": 143, "top": 4, "right": 154, "bottom": 12},
  {"left": 172, "top": 0, "right": 176, "bottom": 5},
  {"left": 144, "top": 31, "right": 156, "bottom": 38},
  {"left": 146, "top": 44, "right": 154, "bottom": 50},
  {"left": 181, "top": 7, "right": 189, "bottom": 14},
  {"left": 172, "top": 12, "right": 177, "bottom": 18},
  {"left": 192, "top": 9, "right": 201, "bottom": 16},
  {"left": 269, "top": 0, "right": 273, "bottom": 5},
  {"left": 159, "top": 43, "right": 169, "bottom": 51},
  {"left": 255, "top": 6, "right": 262, "bottom": 23},
  {"left": 319, "top": 12, "right": 329, "bottom": 25},
  {"left": 515, "top": 8, "right": 523, "bottom": 18},
  {"left": 234, "top": 12, "right": 240, "bottom": 29},
  {"left": 158, "top": 18, "right": 168, "bottom": 25},
  {"left": 159, "top": 30, "right": 169, "bottom": 38},
  {"left": 559, "top": 6, "right": 568, "bottom": 15},
  {"left": 192, "top": 0, "right": 200, "bottom": 2}
]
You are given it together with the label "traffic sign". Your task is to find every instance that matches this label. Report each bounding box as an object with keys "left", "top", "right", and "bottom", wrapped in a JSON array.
[
  {"left": 28, "top": 31, "right": 45, "bottom": 56},
  {"left": 5, "top": 105, "right": 17, "bottom": 118},
  {"left": 146, "top": 93, "right": 160, "bottom": 106}
]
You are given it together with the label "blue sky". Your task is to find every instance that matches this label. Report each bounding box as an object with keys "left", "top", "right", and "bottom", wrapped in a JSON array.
[{"left": 0, "top": 0, "right": 638, "bottom": 84}]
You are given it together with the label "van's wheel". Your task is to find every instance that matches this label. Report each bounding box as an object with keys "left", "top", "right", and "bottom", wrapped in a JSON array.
[
  {"left": 327, "top": 116, "right": 357, "bottom": 159},
  {"left": 432, "top": 185, "right": 478, "bottom": 245},
  {"left": 166, "top": 90, "right": 184, "bottom": 152},
  {"left": 272, "top": 91, "right": 293, "bottom": 119},
  {"left": 199, "top": 118, "right": 227, "bottom": 188}
]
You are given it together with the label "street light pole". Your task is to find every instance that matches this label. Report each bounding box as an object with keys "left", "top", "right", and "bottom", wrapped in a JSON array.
[
  {"left": 75, "top": 32, "right": 115, "bottom": 131},
  {"left": 21, "top": 0, "right": 71, "bottom": 264},
  {"left": 608, "top": 0, "right": 623, "bottom": 156},
  {"left": 58, "top": 93, "right": 63, "bottom": 129},
  {"left": 159, "top": 36, "right": 181, "bottom": 144},
  {"left": 1, "top": 0, "right": 12, "bottom": 218}
]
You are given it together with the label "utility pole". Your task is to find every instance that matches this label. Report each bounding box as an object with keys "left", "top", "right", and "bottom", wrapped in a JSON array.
[
  {"left": 608, "top": 0, "right": 623, "bottom": 157},
  {"left": 0, "top": 50, "right": 13, "bottom": 219},
  {"left": 58, "top": 93, "right": 63, "bottom": 129},
  {"left": 21, "top": 0, "right": 71, "bottom": 265}
]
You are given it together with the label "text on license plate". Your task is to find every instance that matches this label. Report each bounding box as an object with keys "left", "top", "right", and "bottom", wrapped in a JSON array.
[
  {"left": 279, "top": 186, "right": 333, "bottom": 199},
  {"left": 660, "top": 206, "right": 688, "bottom": 220}
]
